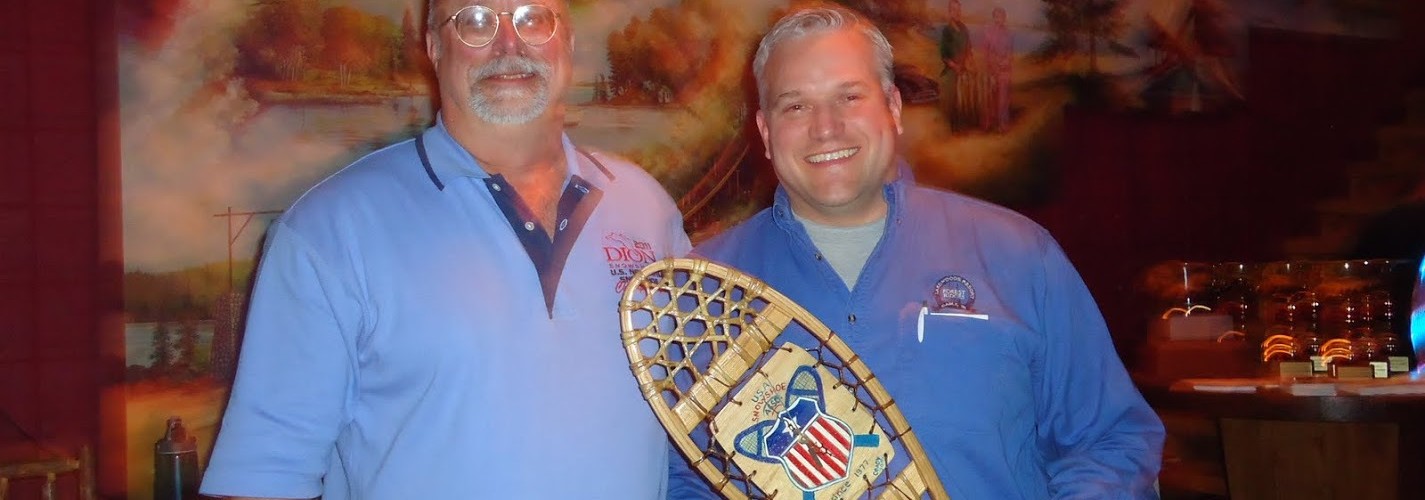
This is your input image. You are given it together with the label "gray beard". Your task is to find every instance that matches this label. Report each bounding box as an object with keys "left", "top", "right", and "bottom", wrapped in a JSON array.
[{"left": 467, "top": 56, "right": 552, "bottom": 125}]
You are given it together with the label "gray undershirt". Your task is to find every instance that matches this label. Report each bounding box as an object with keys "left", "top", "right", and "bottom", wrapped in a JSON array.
[{"left": 795, "top": 213, "right": 887, "bottom": 291}]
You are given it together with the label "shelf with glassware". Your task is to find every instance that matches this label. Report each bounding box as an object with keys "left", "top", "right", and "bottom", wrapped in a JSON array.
[{"left": 1135, "top": 259, "right": 1418, "bottom": 382}]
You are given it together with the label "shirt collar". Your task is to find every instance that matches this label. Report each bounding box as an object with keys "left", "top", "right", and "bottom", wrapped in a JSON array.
[
  {"left": 419, "top": 113, "right": 604, "bottom": 191},
  {"left": 771, "top": 157, "right": 910, "bottom": 228}
]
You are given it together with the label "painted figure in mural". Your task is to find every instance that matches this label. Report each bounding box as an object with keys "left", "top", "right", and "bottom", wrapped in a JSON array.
[
  {"left": 981, "top": 6, "right": 1013, "bottom": 133},
  {"left": 938, "top": 0, "right": 974, "bottom": 130},
  {"left": 200, "top": 0, "right": 690, "bottom": 498},
  {"left": 668, "top": 6, "right": 1164, "bottom": 498}
]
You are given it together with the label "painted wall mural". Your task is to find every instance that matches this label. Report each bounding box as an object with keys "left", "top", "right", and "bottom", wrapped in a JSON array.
[{"left": 113, "top": 0, "right": 1396, "bottom": 496}]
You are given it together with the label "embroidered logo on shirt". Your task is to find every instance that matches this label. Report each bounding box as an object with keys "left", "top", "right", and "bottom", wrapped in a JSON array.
[
  {"left": 604, "top": 232, "right": 657, "bottom": 293},
  {"left": 920, "top": 275, "right": 989, "bottom": 342},
  {"left": 932, "top": 275, "right": 976, "bottom": 311}
]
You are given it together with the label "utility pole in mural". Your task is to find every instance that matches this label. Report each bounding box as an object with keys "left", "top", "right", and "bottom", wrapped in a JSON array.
[
  {"left": 1033, "top": 0, "right": 1137, "bottom": 106},
  {"left": 210, "top": 208, "right": 281, "bottom": 381}
]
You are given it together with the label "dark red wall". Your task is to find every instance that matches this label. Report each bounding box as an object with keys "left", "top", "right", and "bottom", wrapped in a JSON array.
[
  {"left": 1024, "top": 20, "right": 1421, "bottom": 366},
  {"left": 0, "top": 0, "right": 112, "bottom": 495},
  {"left": 1023, "top": 109, "right": 1253, "bottom": 367}
]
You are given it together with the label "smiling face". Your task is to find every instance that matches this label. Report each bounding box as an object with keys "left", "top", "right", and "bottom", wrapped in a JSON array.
[
  {"left": 755, "top": 27, "right": 903, "bottom": 226},
  {"left": 427, "top": 0, "right": 572, "bottom": 126}
]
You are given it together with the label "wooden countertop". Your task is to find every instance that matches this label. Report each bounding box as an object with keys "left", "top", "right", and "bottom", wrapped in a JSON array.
[{"left": 1136, "top": 375, "right": 1425, "bottom": 423}]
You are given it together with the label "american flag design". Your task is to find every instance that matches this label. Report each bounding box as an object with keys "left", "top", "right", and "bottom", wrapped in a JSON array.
[
  {"left": 715, "top": 348, "right": 895, "bottom": 500},
  {"left": 764, "top": 397, "right": 855, "bottom": 491}
]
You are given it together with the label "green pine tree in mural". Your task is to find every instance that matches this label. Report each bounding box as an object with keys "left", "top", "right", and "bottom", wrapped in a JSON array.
[
  {"left": 175, "top": 319, "right": 200, "bottom": 379},
  {"left": 150, "top": 321, "right": 174, "bottom": 376},
  {"left": 1034, "top": 0, "right": 1137, "bottom": 106}
]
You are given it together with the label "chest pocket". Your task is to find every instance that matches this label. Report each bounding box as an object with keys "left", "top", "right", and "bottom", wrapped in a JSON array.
[{"left": 894, "top": 308, "right": 1031, "bottom": 435}]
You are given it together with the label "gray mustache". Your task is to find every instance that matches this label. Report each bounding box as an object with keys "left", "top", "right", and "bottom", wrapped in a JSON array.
[{"left": 473, "top": 56, "right": 550, "bottom": 81}]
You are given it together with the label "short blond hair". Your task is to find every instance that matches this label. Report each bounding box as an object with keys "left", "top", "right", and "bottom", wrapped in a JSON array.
[{"left": 752, "top": 6, "right": 896, "bottom": 108}]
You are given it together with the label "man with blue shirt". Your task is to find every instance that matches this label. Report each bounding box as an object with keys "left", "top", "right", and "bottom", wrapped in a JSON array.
[
  {"left": 670, "top": 6, "right": 1163, "bottom": 499},
  {"left": 201, "top": 0, "right": 690, "bottom": 498}
]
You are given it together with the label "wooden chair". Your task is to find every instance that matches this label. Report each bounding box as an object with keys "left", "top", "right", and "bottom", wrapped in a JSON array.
[{"left": 0, "top": 445, "right": 95, "bottom": 500}]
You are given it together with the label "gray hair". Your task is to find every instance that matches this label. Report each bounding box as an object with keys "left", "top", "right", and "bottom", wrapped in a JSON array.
[
  {"left": 426, "top": 0, "right": 440, "bottom": 37},
  {"left": 752, "top": 6, "right": 896, "bottom": 108},
  {"left": 426, "top": 0, "right": 442, "bottom": 51}
]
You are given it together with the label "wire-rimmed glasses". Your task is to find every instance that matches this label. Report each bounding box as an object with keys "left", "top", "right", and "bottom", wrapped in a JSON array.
[{"left": 442, "top": 4, "right": 560, "bottom": 48}]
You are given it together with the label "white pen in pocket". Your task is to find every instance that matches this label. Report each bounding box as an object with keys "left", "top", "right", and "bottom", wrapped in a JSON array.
[{"left": 917, "top": 305, "right": 991, "bottom": 342}]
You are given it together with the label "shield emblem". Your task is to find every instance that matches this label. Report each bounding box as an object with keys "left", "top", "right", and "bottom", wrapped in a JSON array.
[
  {"left": 763, "top": 397, "right": 854, "bottom": 491},
  {"left": 717, "top": 349, "right": 893, "bottom": 499}
]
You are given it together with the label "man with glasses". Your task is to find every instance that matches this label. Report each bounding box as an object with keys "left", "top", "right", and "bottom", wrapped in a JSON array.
[{"left": 200, "top": 1, "right": 690, "bottom": 498}]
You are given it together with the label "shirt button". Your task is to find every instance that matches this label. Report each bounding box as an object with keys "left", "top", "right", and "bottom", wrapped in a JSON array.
[
  {"left": 848, "top": 314, "right": 857, "bottom": 324},
  {"left": 524, "top": 221, "right": 536, "bottom": 231},
  {"left": 815, "top": 253, "right": 824, "bottom": 261},
  {"left": 491, "top": 183, "right": 502, "bottom": 191},
  {"left": 559, "top": 219, "right": 568, "bottom": 231}
]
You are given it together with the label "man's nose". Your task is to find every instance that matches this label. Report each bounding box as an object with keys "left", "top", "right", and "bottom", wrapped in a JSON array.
[
  {"left": 491, "top": 13, "right": 523, "bottom": 55},
  {"left": 811, "top": 106, "right": 843, "bottom": 140}
]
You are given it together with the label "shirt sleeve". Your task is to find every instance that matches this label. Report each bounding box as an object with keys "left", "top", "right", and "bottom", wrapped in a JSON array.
[
  {"left": 668, "top": 205, "right": 692, "bottom": 259},
  {"left": 1032, "top": 236, "right": 1165, "bottom": 499},
  {"left": 666, "top": 443, "right": 721, "bottom": 499},
  {"left": 200, "top": 220, "right": 361, "bottom": 499}
]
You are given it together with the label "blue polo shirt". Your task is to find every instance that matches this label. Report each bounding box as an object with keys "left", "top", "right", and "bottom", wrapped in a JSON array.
[
  {"left": 679, "top": 173, "right": 1163, "bottom": 499},
  {"left": 202, "top": 117, "right": 691, "bottom": 499}
]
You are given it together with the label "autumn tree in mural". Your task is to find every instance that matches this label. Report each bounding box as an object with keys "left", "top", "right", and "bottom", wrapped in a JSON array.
[
  {"left": 233, "top": 0, "right": 428, "bottom": 97},
  {"left": 233, "top": 0, "right": 320, "bottom": 83},
  {"left": 599, "top": 0, "right": 765, "bottom": 233},
  {"left": 319, "top": 7, "right": 396, "bottom": 87},
  {"left": 605, "top": 1, "right": 724, "bottom": 106},
  {"left": 825, "top": 0, "right": 932, "bottom": 27}
]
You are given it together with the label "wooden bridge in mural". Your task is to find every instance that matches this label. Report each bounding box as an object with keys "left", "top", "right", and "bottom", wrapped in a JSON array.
[{"left": 676, "top": 134, "right": 752, "bottom": 221}]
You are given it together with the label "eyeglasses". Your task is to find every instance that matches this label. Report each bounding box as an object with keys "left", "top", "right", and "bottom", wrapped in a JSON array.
[{"left": 442, "top": 4, "right": 560, "bottom": 48}]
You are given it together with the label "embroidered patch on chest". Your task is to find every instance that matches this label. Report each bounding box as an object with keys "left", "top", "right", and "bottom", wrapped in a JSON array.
[
  {"left": 603, "top": 232, "right": 658, "bottom": 293},
  {"left": 932, "top": 274, "right": 976, "bottom": 312}
]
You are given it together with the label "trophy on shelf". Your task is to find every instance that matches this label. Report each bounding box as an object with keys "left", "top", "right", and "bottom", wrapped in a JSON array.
[
  {"left": 1137, "top": 261, "right": 1257, "bottom": 379},
  {"left": 1260, "top": 260, "right": 1415, "bottom": 379},
  {"left": 1141, "top": 261, "right": 1238, "bottom": 340}
]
